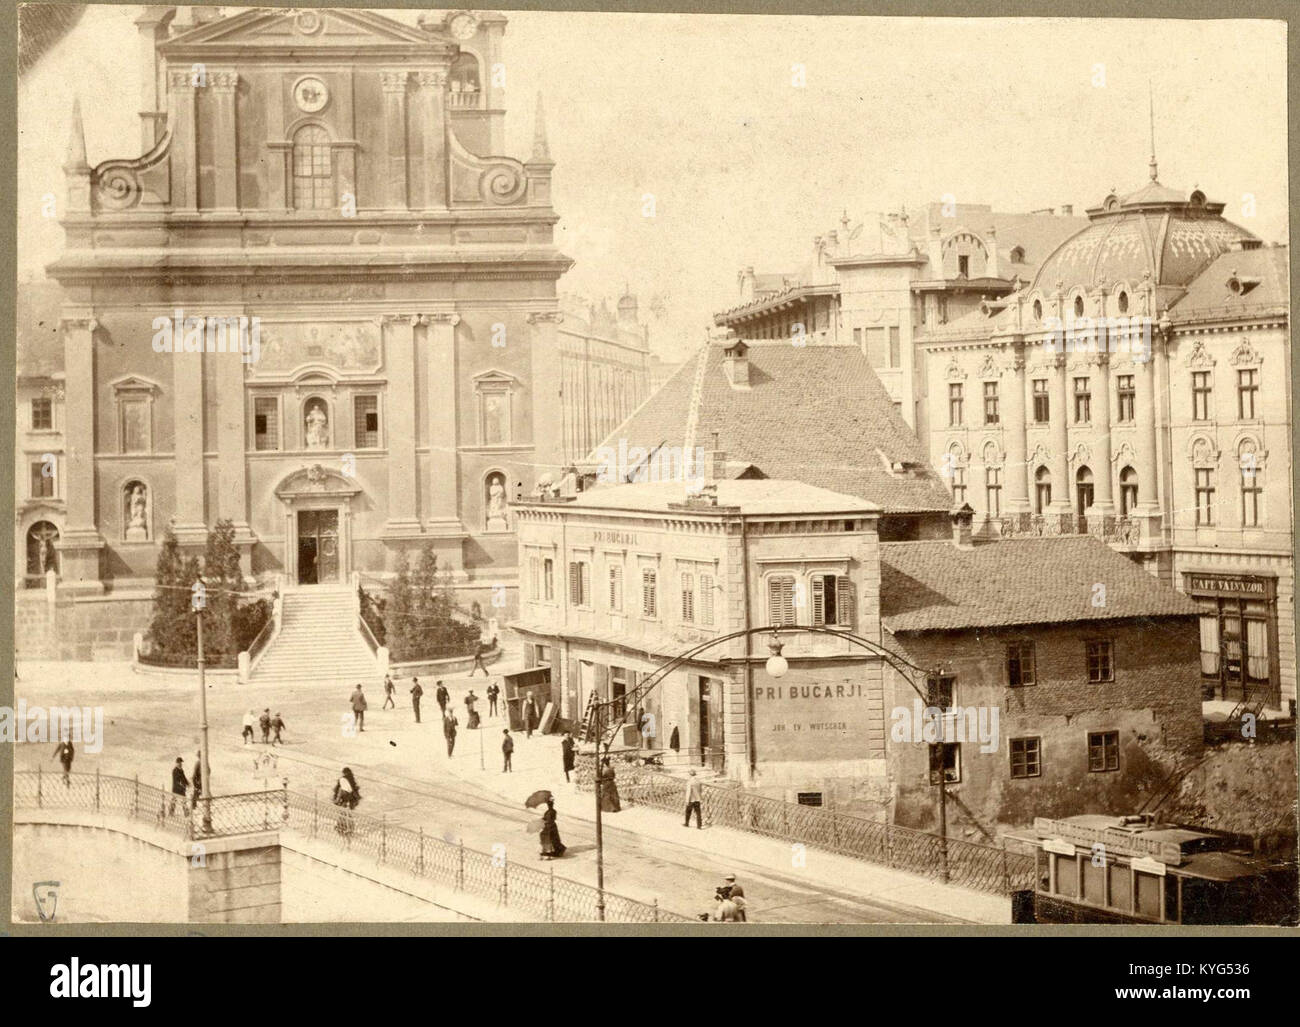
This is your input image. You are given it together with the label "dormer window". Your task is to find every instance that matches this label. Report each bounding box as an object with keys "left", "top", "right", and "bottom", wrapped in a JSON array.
[{"left": 1010, "top": 246, "right": 1026, "bottom": 264}]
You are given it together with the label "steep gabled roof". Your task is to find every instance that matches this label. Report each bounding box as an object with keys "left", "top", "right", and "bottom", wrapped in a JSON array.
[
  {"left": 594, "top": 341, "right": 954, "bottom": 513},
  {"left": 880, "top": 536, "right": 1200, "bottom": 633}
]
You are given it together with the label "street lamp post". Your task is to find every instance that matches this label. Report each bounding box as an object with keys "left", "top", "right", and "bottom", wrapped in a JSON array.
[{"left": 193, "top": 578, "right": 213, "bottom": 835}]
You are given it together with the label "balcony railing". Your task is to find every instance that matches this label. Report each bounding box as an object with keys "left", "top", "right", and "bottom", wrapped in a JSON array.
[
  {"left": 993, "top": 512, "right": 1138, "bottom": 544},
  {"left": 446, "top": 89, "right": 482, "bottom": 109}
]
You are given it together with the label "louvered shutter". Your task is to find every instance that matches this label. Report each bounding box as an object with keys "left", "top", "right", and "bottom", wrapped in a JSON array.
[{"left": 836, "top": 577, "right": 854, "bottom": 626}]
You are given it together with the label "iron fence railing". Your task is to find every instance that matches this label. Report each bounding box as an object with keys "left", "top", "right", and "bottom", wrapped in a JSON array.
[
  {"left": 575, "top": 755, "right": 1035, "bottom": 896},
  {"left": 13, "top": 771, "right": 692, "bottom": 923}
]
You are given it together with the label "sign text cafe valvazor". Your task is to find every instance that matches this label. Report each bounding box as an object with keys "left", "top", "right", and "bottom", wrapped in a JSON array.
[{"left": 1184, "top": 572, "right": 1282, "bottom": 709}]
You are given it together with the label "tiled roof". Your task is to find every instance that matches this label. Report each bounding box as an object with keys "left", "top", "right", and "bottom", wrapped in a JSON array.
[
  {"left": 1171, "top": 245, "right": 1289, "bottom": 317},
  {"left": 594, "top": 342, "right": 955, "bottom": 513},
  {"left": 880, "top": 536, "right": 1200, "bottom": 633}
]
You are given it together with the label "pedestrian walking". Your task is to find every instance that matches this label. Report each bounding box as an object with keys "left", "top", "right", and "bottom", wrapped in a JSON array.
[
  {"left": 683, "top": 769, "right": 703, "bottom": 829},
  {"left": 271, "top": 712, "right": 286, "bottom": 746},
  {"left": 501, "top": 729, "right": 514, "bottom": 772},
  {"left": 410, "top": 678, "right": 424, "bottom": 723},
  {"left": 443, "top": 710, "right": 459, "bottom": 757},
  {"left": 718, "top": 873, "right": 747, "bottom": 922},
  {"left": 332, "top": 766, "right": 361, "bottom": 835},
  {"left": 259, "top": 707, "right": 272, "bottom": 744},
  {"left": 598, "top": 757, "right": 621, "bottom": 813},
  {"left": 465, "top": 690, "right": 481, "bottom": 729},
  {"left": 191, "top": 752, "right": 203, "bottom": 806},
  {"left": 168, "top": 757, "right": 189, "bottom": 816},
  {"left": 523, "top": 693, "right": 539, "bottom": 739},
  {"left": 350, "top": 684, "right": 367, "bottom": 732},
  {"left": 711, "top": 893, "right": 739, "bottom": 922},
  {"left": 561, "top": 731, "right": 576, "bottom": 782},
  {"left": 52, "top": 736, "right": 74, "bottom": 786},
  {"left": 538, "top": 797, "right": 566, "bottom": 859},
  {"left": 487, "top": 682, "right": 500, "bottom": 717},
  {"left": 435, "top": 681, "right": 449, "bottom": 716},
  {"left": 470, "top": 640, "right": 489, "bottom": 676},
  {"left": 241, "top": 708, "right": 256, "bottom": 745},
  {"left": 382, "top": 674, "right": 396, "bottom": 710}
]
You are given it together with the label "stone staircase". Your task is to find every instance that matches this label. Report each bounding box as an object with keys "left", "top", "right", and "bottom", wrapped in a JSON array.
[{"left": 249, "top": 586, "right": 381, "bottom": 687}]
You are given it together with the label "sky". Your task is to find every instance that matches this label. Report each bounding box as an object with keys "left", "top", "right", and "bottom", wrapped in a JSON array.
[{"left": 17, "top": 7, "right": 1289, "bottom": 361}]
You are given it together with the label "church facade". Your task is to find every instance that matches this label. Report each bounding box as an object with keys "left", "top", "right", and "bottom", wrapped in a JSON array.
[{"left": 44, "top": 7, "right": 611, "bottom": 615}]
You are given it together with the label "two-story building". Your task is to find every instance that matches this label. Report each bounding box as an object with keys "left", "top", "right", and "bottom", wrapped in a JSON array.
[
  {"left": 918, "top": 168, "right": 1293, "bottom": 711},
  {"left": 511, "top": 479, "right": 890, "bottom": 808},
  {"left": 881, "top": 517, "right": 1204, "bottom": 833}
]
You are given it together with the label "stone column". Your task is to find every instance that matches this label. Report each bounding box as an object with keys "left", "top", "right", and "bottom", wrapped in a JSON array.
[
  {"left": 1004, "top": 347, "right": 1030, "bottom": 514},
  {"left": 425, "top": 313, "right": 463, "bottom": 534},
  {"left": 172, "top": 323, "right": 207, "bottom": 546},
  {"left": 382, "top": 314, "right": 421, "bottom": 535},
  {"left": 211, "top": 71, "right": 239, "bottom": 209},
  {"left": 55, "top": 317, "right": 104, "bottom": 590},
  {"left": 1132, "top": 338, "right": 1163, "bottom": 542},
  {"left": 1048, "top": 354, "right": 1071, "bottom": 513},
  {"left": 213, "top": 322, "right": 251, "bottom": 567},
  {"left": 381, "top": 71, "right": 408, "bottom": 210},
  {"left": 411, "top": 70, "right": 448, "bottom": 209},
  {"left": 528, "top": 312, "right": 565, "bottom": 474},
  {"left": 1090, "top": 353, "right": 1114, "bottom": 515},
  {"left": 168, "top": 69, "right": 198, "bottom": 210}
]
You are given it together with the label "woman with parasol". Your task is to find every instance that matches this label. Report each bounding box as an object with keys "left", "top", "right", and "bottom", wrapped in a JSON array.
[
  {"left": 526, "top": 790, "right": 567, "bottom": 859},
  {"left": 333, "top": 766, "right": 361, "bottom": 835}
]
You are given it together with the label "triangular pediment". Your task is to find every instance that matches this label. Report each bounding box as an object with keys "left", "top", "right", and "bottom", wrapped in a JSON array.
[{"left": 161, "top": 9, "right": 438, "bottom": 53}]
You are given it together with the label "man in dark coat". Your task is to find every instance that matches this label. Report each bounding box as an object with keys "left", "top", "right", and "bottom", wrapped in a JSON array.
[
  {"left": 470, "top": 641, "right": 489, "bottom": 676},
  {"left": 52, "top": 737, "right": 74, "bottom": 786},
  {"left": 382, "top": 674, "right": 396, "bottom": 710},
  {"left": 561, "top": 732, "right": 576, "bottom": 782},
  {"left": 271, "top": 712, "right": 286, "bottom": 746},
  {"left": 350, "top": 684, "right": 367, "bottom": 732},
  {"left": 443, "top": 710, "right": 458, "bottom": 757},
  {"left": 487, "top": 682, "right": 500, "bottom": 717},
  {"left": 435, "top": 681, "right": 450, "bottom": 716},
  {"left": 410, "top": 678, "right": 424, "bottom": 723},
  {"left": 169, "top": 757, "right": 189, "bottom": 815},
  {"left": 259, "top": 708, "right": 272, "bottom": 744},
  {"left": 502, "top": 729, "right": 514, "bottom": 772}
]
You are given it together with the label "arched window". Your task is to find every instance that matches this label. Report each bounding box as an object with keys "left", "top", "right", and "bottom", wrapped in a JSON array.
[
  {"left": 1034, "top": 466, "right": 1052, "bottom": 514},
  {"left": 1117, "top": 290, "right": 1129, "bottom": 314},
  {"left": 1032, "top": 299, "right": 1042, "bottom": 321},
  {"left": 1075, "top": 465, "right": 1094, "bottom": 516},
  {"left": 292, "top": 125, "right": 333, "bottom": 210},
  {"left": 449, "top": 53, "right": 481, "bottom": 97},
  {"left": 26, "top": 521, "right": 59, "bottom": 578},
  {"left": 1119, "top": 466, "right": 1138, "bottom": 517},
  {"left": 1073, "top": 295, "right": 1085, "bottom": 319}
]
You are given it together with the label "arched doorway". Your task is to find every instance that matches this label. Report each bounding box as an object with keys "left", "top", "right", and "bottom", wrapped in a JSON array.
[
  {"left": 1034, "top": 467, "right": 1052, "bottom": 515},
  {"left": 26, "top": 521, "right": 60, "bottom": 581}
]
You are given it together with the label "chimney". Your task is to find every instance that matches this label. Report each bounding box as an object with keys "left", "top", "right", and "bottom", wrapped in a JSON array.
[
  {"left": 1060, "top": 204, "right": 1074, "bottom": 216},
  {"left": 722, "top": 340, "right": 751, "bottom": 390},
  {"left": 950, "top": 503, "right": 975, "bottom": 550},
  {"left": 738, "top": 266, "right": 756, "bottom": 302}
]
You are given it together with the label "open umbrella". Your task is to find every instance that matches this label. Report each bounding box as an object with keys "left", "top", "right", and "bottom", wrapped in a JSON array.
[{"left": 524, "top": 789, "right": 553, "bottom": 809}]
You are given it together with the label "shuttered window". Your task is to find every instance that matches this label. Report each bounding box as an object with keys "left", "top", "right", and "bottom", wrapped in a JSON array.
[
  {"left": 680, "top": 572, "right": 695, "bottom": 623},
  {"left": 768, "top": 576, "right": 796, "bottom": 626},
  {"left": 699, "top": 574, "right": 715, "bottom": 626},
  {"left": 568, "top": 561, "right": 590, "bottom": 607},
  {"left": 641, "top": 569, "right": 657, "bottom": 618},
  {"left": 608, "top": 564, "right": 623, "bottom": 612},
  {"left": 812, "top": 574, "right": 853, "bottom": 627}
]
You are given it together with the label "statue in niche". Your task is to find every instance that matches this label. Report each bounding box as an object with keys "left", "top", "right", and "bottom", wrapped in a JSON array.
[
  {"left": 126, "top": 483, "right": 149, "bottom": 541},
  {"left": 305, "top": 402, "right": 329, "bottom": 449},
  {"left": 486, "top": 474, "right": 509, "bottom": 531}
]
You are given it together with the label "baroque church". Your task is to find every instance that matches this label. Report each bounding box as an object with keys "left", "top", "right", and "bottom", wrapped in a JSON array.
[{"left": 46, "top": 7, "right": 609, "bottom": 617}]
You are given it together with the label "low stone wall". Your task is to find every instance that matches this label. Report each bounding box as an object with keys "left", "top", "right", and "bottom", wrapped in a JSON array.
[
  {"left": 390, "top": 644, "right": 501, "bottom": 679},
  {"left": 15, "top": 591, "right": 152, "bottom": 662}
]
